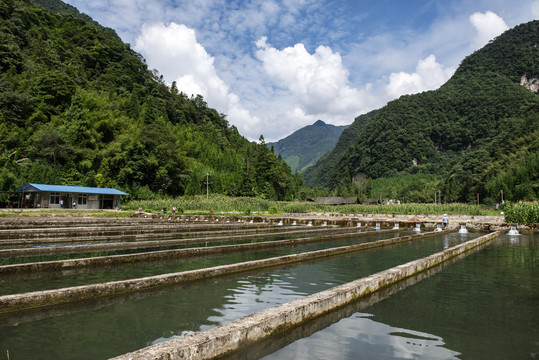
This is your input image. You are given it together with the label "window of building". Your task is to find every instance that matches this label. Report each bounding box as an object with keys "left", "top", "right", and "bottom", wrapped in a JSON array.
[
  {"left": 78, "top": 193, "right": 88, "bottom": 206},
  {"left": 50, "top": 192, "right": 60, "bottom": 205}
]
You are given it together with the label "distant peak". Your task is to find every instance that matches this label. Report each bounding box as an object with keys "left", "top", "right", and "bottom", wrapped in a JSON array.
[{"left": 313, "top": 120, "right": 326, "bottom": 126}]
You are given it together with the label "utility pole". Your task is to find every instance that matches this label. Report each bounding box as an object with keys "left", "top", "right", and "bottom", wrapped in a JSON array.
[{"left": 206, "top": 173, "right": 210, "bottom": 199}]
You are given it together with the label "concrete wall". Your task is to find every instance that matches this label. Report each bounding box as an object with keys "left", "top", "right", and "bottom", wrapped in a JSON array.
[
  {"left": 0, "top": 229, "right": 399, "bottom": 273},
  {"left": 87, "top": 195, "right": 99, "bottom": 209},
  {"left": 112, "top": 231, "right": 502, "bottom": 360},
  {"left": 0, "top": 226, "right": 394, "bottom": 258},
  {"left": 20, "top": 192, "right": 123, "bottom": 209},
  {"left": 0, "top": 230, "right": 451, "bottom": 313}
]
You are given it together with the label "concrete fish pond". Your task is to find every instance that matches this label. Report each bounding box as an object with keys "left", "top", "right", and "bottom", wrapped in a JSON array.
[{"left": 0, "top": 215, "right": 536, "bottom": 359}]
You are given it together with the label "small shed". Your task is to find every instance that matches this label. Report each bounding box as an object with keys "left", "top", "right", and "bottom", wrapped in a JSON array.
[
  {"left": 16, "top": 183, "right": 128, "bottom": 209},
  {"left": 314, "top": 197, "right": 358, "bottom": 205},
  {"left": 363, "top": 198, "right": 381, "bottom": 205}
]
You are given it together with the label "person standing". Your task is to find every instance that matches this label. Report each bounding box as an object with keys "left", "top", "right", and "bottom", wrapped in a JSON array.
[
  {"left": 442, "top": 214, "right": 448, "bottom": 229},
  {"left": 172, "top": 206, "right": 176, "bottom": 215}
]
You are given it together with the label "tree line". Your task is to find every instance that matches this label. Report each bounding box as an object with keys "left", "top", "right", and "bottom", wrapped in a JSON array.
[
  {"left": 0, "top": 0, "right": 303, "bottom": 201},
  {"left": 304, "top": 21, "right": 539, "bottom": 204}
]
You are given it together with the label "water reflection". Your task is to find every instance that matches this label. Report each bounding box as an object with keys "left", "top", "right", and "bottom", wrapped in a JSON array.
[
  {"left": 230, "top": 234, "right": 538, "bottom": 360},
  {"left": 262, "top": 314, "right": 460, "bottom": 360},
  {"left": 0, "top": 232, "right": 485, "bottom": 359},
  {"left": 0, "top": 231, "right": 408, "bottom": 295}
]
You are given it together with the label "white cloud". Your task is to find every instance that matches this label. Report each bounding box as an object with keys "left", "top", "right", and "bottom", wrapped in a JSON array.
[
  {"left": 532, "top": 1, "right": 539, "bottom": 18},
  {"left": 469, "top": 11, "right": 509, "bottom": 49},
  {"left": 134, "top": 22, "right": 260, "bottom": 137},
  {"left": 135, "top": 23, "right": 217, "bottom": 98},
  {"left": 64, "top": 0, "right": 537, "bottom": 142},
  {"left": 255, "top": 37, "right": 376, "bottom": 125},
  {"left": 386, "top": 55, "right": 455, "bottom": 98}
]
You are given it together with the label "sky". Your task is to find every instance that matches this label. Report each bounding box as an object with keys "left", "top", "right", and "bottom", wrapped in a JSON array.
[{"left": 63, "top": 0, "right": 539, "bottom": 142}]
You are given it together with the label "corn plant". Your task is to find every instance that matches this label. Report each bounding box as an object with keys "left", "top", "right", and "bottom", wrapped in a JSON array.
[{"left": 504, "top": 202, "right": 539, "bottom": 223}]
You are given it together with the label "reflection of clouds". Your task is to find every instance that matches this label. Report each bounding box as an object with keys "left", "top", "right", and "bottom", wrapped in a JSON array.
[
  {"left": 207, "top": 267, "right": 348, "bottom": 328},
  {"left": 207, "top": 275, "right": 306, "bottom": 326},
  {"left": 264, "top": 313, "right": 460, "bottom": 360}
]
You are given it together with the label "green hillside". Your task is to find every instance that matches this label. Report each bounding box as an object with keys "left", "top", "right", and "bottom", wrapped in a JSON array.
[
  {"left": 303, "top": 110, "right": 376, "bottom": 188},
  {"left": 0, "top": 0, "right": 302, "bottom": 200},
  {"left": 267, "top": 120, "right": 347, "bottom": 173},
  {"left": 304, "top": 21, "right": 539, "bottom": 203}
]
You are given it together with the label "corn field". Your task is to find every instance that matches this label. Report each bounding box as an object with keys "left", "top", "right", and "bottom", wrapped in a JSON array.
[
  {"left": 504, "top": 202, "right": 539, "bottom": 223},
  {"left": 123, "top": 195, "right": 500, "bottom": 216}
]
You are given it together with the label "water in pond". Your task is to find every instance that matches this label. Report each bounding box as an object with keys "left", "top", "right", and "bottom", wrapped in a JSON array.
[
  {"left": 0, "top": 232, "right": 479, "bottom": 359},
  {"left": 246, "top": 233, "right": 538, "bottom": 360},
  {"left": 0, "top": 228, "right": 378, "bottom": 265},
  {"left": 0, "top": 231, "right": 412, "bottom": 295}
]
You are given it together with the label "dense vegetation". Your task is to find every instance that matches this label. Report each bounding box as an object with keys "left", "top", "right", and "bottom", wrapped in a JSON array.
[
  {"left": 0, "top": 195, "right": 502, "bottom": 218},
  {"left": 303, "top": 110, "right": 377, "bottom": 191},
  {"left": 267, "top": 120, "right": 347, "bottom": 173},
  {"left": 1, "top": 0, "right": 537, "bottom": 210},
  {"left": 504, "top": 202, "right": 539, "bottom": 223},
  {"left": 0, "top": 0, "right": 302, "bottom": 200},
  {"left": 305, "top": 21, "right": 539, "bottom": 204},
  {"left": 122, "top": 195, "right": 499, "bottom": 217}
]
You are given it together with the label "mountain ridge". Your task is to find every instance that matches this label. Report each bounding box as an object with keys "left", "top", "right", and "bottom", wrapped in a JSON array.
[
  {"left": 304, "top": 20, "right": 539, "bottom": 203},
  {"left": 0, "top": 0, "right": 302, "bottom": 200},
  {"left": 267, "top": 120, "right": 347, "bottom": 173}
]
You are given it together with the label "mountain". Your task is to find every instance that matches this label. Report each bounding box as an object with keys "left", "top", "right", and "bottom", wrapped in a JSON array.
[
  {"left": 0, "top": 0, "right": 302, "bottom": 201},
  {"left": 303, "top": 111, "right": 376, "bottom": 187},
  {"left": 304, "top": 21, "right": 539, "bottom": 203},
  {"left": 267, "top": 120, "right": 347, "bottom": 173},
  {"left": 32, "top": 0, "right": 112, "bottom": 32}
]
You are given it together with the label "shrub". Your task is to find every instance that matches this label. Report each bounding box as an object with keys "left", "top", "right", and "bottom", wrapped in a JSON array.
[{"left": 504, "top": 202, "right": 539, "bottom": 223}]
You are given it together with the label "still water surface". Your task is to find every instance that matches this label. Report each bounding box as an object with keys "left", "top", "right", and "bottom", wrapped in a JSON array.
[
  {"left": 0, "top": 227, "right": 366, "bottom": 265},
  {"left": 0, "top": 231, "right": 409, "bottom": 295},
  {"left": 0, "top": 232, "right": 501, "bottom": 359},
  {"left": 254, "top": 234, "right": 538, "bottom": 360}
]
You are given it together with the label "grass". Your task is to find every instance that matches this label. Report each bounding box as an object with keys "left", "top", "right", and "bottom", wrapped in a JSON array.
[
  {"left": 0, "top": 195, "right": 504, "bottom": 218},
  {"left": 121, "top": 195, "right": 501, "bottom": 216},
  {"left": 0, "top": 209, "right": 133, "bottom": 218}
]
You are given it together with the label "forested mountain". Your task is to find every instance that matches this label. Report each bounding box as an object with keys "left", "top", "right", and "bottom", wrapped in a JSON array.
[
  {"left": 267, "top": 120, "right": 347, "bottom": 173},
  {"left": 303, "top": 111, "right": 376, "bottom": 188},
  {"left": 304, "top": 20, "right": 539, "bottom": 203},
  {"left": 0, "top": 0, "right": 302, "bottom": 200}
]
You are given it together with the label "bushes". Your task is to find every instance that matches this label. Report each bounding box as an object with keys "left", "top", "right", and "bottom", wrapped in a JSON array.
[
  {"left": 504, "top": 202, "right": 539, "bottom": 223},
  {"left": 123, "top": 195, "right": 498, "bottom": 216},
  {"left": 0, "top": 1, "right": 302, "bottom": 202},
  {"left": 125, "top": 195, "right": 273, "bottom": 214}
]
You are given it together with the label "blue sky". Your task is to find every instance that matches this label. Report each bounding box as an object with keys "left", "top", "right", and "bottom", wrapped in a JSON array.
[{"left": 64, "top": 0, "right": 539, "bottom": 141}]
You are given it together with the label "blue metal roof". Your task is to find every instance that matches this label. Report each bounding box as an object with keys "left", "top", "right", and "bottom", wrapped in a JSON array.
[{"left": 17, "top": 183, "right": 128, "bottom": 195}]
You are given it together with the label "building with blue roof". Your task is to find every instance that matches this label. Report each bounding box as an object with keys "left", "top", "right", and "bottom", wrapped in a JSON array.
[{"left": 16, "top": 184, "right": 128, "bottom": 209}]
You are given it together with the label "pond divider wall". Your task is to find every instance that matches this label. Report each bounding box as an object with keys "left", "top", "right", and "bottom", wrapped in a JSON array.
[
  {"left": 0, "top": 229, "right": 451, "bottom": 313},
  {"left": 113, "top": 230, "right": 503, "bottom": 360},
  {"left": 216, "top": 242, "right": 486, "bottom": 360},
  {"left": 0, "top": 226, "right": 395, "bottom": 258},
  {"left": 0, "top": 224, "right": 353, "bottom": 251},
  {"left": 0, "top": 228, "right": 399, "bottom": 274}
]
